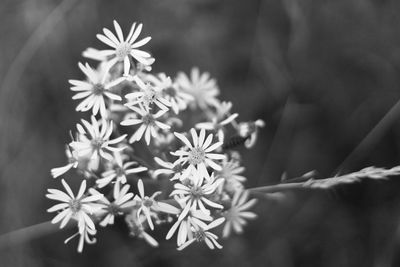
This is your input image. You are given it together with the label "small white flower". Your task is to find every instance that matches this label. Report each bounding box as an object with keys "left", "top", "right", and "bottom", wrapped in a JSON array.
[
  {"left": 70, "top": 116, "right": 127, "bottom": 161},
  {"left": 175, "top": 67, "right": 220, "bottom": 110},
  {"left": 90, "top": 183, "right": 136, "bottom": 227},
  {"left": 146, "top": 73, "right": 193, "bottom": 114},
  {"left": 177, "top": 217, "right": 225, "bottom": 250},
  {"left": 126, "top": 214, "right": 159, "bottom": 247},
  {"left": 217, "top": 159, "right": 246, "bottom": 182},
  {"left": 172, "top": 128, "right": 226, "bottom": 179},
  {"left": 171, "top": 173, "right": 224, "bottom": 221},
  {"left": 134, "top": 179, "right": 179, "bottom": 230},
  {"left": 69, "top": 62, "right": 124, "bottom": 118},
  {"left": 222, "top": 190, "right": 257, "bottom": 238},
  {"left": 51, "top": 146, "right": 79, "bottom": 178},
  {"left": 64, "top": 226, "right": 97, "bottom": 253},
  {"left": 46, "top": 179, "right": 103, "bottom": 233},
  {"left": 196, "top": 101, "right": 238, "bottom": 142},
  {"left": 153, "top": 157, "right": 185, "bottom": 181},
  {"left": 97, "top": 152, "right": 147, "bottom": 188},
  {"left": 166, "top": 198, "right": 213, "bottom": 246},
  {"left": 121, "top": 105, "right": 170, "bottom": 145},
  {"left": 88, "top": 20, "right": 152, "bottom": 76},
  {"left": 125, "top": 75, "right": 171, "bottom": 111},
  {"left": 238, "top": 119, "right": 265, "bottom": 148}
]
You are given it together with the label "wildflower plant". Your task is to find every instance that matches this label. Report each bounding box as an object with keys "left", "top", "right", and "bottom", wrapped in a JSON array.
[{"left": 47, "top": 20, "right": 263, "bottom": 252}]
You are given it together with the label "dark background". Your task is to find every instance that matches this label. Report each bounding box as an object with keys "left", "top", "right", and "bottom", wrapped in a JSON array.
[{"left": 2, "top": 0, "right": 400, "bottom": 266}]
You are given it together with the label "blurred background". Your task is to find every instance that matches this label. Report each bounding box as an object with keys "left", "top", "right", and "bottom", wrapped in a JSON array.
[{"left": 2, "top": 0, "right": 400, "bottom": 266}]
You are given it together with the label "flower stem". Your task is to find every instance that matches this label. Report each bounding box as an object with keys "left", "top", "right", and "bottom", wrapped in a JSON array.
[{"left": 0, "top": 221, "right": 58, "bottom": 249}]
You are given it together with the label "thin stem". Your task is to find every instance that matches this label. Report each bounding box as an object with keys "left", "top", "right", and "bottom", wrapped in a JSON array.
[
  {"left": 0, "top": 221, "right": 58, "bottom": 249},
  {"left": 249, "top": 183, "right": 305, "bottom": 194}
]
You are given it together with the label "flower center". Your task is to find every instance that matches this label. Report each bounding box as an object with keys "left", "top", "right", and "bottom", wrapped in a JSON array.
[
  {"left": 190, "top": 185, "right": 203, "bottom": 199},
  {"left": 92, "top": 83, "right": 105, "bottom": 95},
  {"left": 115, "top": 42, "right": 132, "bottom": 61},
  {"left": 194, "top": 229, "right": 206, "bottom": 242},
  {"left": 69, "top": 199, "right": 82, "bottom": 213},
  {"left": 91, "top": 138, "right": 104, "bottom": 151},
  {"left": 143, "top": 197, "right": 153, "bottom": 208},
  {"left": 188, "top": 147, "right": 205, "bottom": 165},
  {"left": 143, "top": 88, "right": 158, "bottom": 105},
  {"left": 115, "top": 166, "right": 125, "bottom": 177},
  {"left": 107, "top": 203, "right": 120, "bottom": 215},
  {"left": 142, "top": 114, "right": 155, "bottom": 125},
  {"left": 164, "top": 87, "right": 177, "bottom": 97}
]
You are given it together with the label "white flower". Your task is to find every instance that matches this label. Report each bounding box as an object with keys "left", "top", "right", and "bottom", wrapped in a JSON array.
[
  {"left": 146, "top": 73, "right": 193, "bottom": 114},
  {"left": 217, "top": 159, "right": 246, "bottom": 182},
  {"left": 121, "top": 105, "right": 170, "bottom": 145},
  {"left": 166, "top": 198, "right": 213, "bottom": 246},
  {"left": 90, "top": 183, "right": 136, "bottom": 227},
  {"left": 175, "top": 67, "right": 220, "bottom": 110},
  {"left": 134, "top": 179, "right": 179, "bottom": 230},
  {"left": 125, "top": 214, "right": 159, "bottom": 247},
  {"left": 51, "top": 146, "right": 79, "bottom": 178},
  {"left": 237, "top": 119, "right": 265, "bottom": 148},
  {"left": 64, "top": 226, "right": 97, "bottom": 253},
  {"left": 69, "top": 62, "right": 124, "bottom": 118},
  {"left": 46, "top": 179, "right": 103, "bottom": 233},
  {"left": 196, "top": 101, "right": 238, "bottom": 142},
  {"left": 70, "top": 116, "right": 127, "bottom": 161},
  {"left": 96, "top": 152, "right": 147, "bottom": 188},
  {"left": 177, "top": 217, "right": 225, "bottom": 250},
  {"left": 125, "top": 75, "right": 171, "bottom": 111},
  {"left": 222, "top": 190, "right": 257, "bottom": 238},
  {"left": 172, "top": 128, "right": 226, "bottom": 179},
  {"left": 216, "top": 159, "right": 246, "bottom": 193},
  {"left": 88, "top": 20, "right": 152, "bottom": 76},
  {"left": 153, "top": 157, "right": 185, "bottom": 181},
  {"left": 171, "top": 173, "right": 224, "bottom": 221}
]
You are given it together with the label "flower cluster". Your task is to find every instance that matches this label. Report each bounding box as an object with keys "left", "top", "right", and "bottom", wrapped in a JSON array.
[{"left": 47, "top": 20, "right": 263, "bottom": 252}]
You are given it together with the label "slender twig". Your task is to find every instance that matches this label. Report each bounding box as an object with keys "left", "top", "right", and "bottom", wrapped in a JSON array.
[
  {"left": 249, "top": 183, "right": 304, "bottom": 193},
  {"left": 0, "top": 221, "right": 58, "bottom": 249}
]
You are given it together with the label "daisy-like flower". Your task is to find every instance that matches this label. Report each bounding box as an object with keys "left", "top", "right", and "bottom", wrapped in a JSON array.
[
  {"left": 216, "top": 159, "right": 246, "bottom": 183},
  {"left": 196, "top": 101, "right": 238, "bottom": 142},
  {"left": 125, "top": 213, "right": 159, "bottom": 247},
  {"left": 216, "top": 159, "right": 246, "bottom": 193},
  {"left": 121, "top": 105, "right": 170, "bottom": 145},
  {"left": 69, "top": 62, "right": 124, "bottom": 118},
  {"left": 171, "top": 173, "right": 224, "bottom": 221},
  {"left": 222, "top": 190, "right": 257, "bottom": 238},
  {"left": 172, "top": 128, "right": 226, "bottom": 179},
  {"left": 70, "top": 116, "right": 127, "bottom": 161},
  {"left": 90, "top": 20, "right": 152, "bottom": 76},
  {"left": 126, "top": 75, "right": 171, "bottom": 111},
  {"left": 51, "top": 145, "right": 79, "bottom": 178},
  {"left": 177, "top": 217, "right": 225, "bottom": 250},
  {"left": 90, "top": 183, "right": 136, "bottom": 227},
  {"left": 64, "top": 226, "right": 97, "bottom": 253},
  {"left": 46, "top": 179, "right": 103, "bottom": 233},
  {"left": 146, "top": 73, "right": 193, "bottom": 114},
  {"left": 96, "top": 152, "right": 147, "bottom": 188},
  {"left": 175, "top": 67, "right": 220, "bottom": 110},
  {"left": 153, "top": 157, "right": 185, "bottom": 181},
  {"left": 134, "top": 179, "right": 179, "bottom": 230},
  {"left": 166, "top": 197, "right": 213, "bottom": 246},
  {"left": 237, "top": 119, "right": 265, "bottom": 148}
]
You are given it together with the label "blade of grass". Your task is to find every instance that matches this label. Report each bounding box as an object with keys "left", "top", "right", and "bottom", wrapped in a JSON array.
[{"left": 336, "top": 98, "right": 400, "bottom": 173}]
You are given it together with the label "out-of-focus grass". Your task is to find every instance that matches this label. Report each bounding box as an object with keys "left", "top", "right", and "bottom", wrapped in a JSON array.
[{"left": 2, "top": 0, "right": 400, "bottom": 266}]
